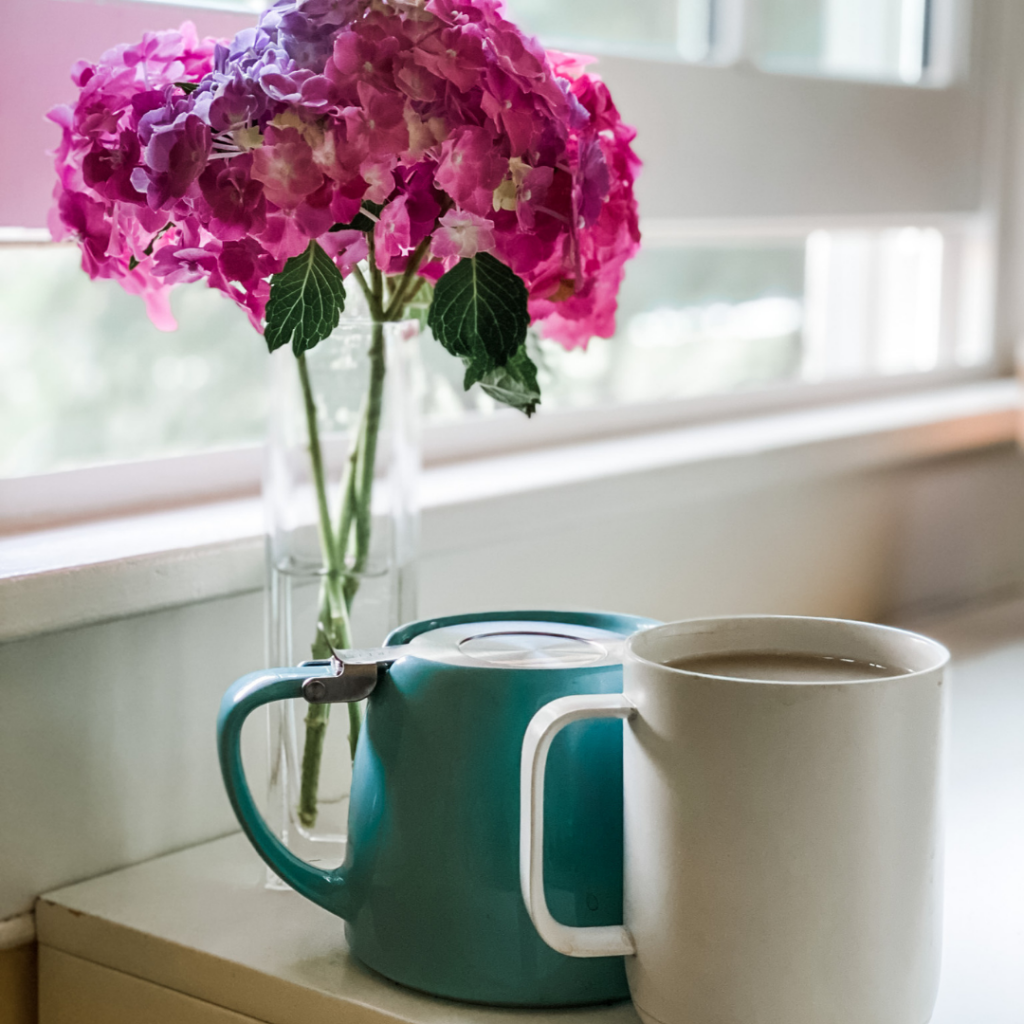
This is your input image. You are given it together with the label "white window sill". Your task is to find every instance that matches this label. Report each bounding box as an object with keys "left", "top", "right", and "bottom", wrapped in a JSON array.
[{"left": 0, "top": 379, "right": 1019, "bottom": 644}]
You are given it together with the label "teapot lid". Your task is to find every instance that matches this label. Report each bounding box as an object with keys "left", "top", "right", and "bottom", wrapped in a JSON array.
[
  {"left": 300, "top": 618, "right": 630, "bottom": 704},
  {"left": 405, "top": 619, "right": 625, "bottom": 669}
]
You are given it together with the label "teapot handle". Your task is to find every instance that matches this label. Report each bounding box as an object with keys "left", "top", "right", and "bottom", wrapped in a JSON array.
[
  {"left": 217, "top": 669, "right": 344, "bottom": 907},
  {"left": 519, "top": 693, "right": 638, "bottom": 958}
]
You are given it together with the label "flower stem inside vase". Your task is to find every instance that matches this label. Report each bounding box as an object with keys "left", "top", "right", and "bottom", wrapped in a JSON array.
[{"left": 295, "top": 250, "right": 411, "bottom": 827}]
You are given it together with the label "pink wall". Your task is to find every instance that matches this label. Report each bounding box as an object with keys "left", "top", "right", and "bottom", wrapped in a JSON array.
[{"left": 1, "top": 0, "right": 253, "bottom": 228}]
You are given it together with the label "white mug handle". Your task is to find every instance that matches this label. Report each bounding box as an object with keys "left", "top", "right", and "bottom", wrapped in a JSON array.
[{"left": 519, "top": 693, "right": 637, "bottom": 958}]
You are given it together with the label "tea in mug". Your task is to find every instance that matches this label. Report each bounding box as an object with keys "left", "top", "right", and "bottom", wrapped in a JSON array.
[{"left": 667, "top": 651, "right": 908, "bottom": 682}]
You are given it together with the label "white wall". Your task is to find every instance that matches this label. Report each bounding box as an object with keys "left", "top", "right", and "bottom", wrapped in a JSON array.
[
  {"left": 421, "top": 446, "right": 1024, "bottom": 624},
  {"left": 2, "top": 443, "right": 1024, "bottom": 919}
]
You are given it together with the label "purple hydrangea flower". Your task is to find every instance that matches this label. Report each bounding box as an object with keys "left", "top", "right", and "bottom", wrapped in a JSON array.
[{"left": 50, "top": 0, "right": 641, "bottom": 347}]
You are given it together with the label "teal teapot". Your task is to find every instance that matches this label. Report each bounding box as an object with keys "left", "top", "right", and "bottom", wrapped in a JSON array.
[{"left": 217, "top": 609, "right": 656, "bottom": 1007}]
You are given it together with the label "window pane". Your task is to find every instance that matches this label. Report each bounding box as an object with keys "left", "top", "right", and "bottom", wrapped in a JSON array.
[
  {"left": 420, "top": 222, "right": 990, "bottom": 422},
  {"left": 538, "top": 243, "right": 806, "bottom": 409},
  {"left": 0, "top": 245, "right": 268, "bottom": 478},
  {"left": 756, "top": 0, "right": 932, "bottom": 83},
  {"left": 501, "top": 0, "right": 713, "bottom": 62},
  {"left": 1, "top": 221, "right": 989, "bottom": 478},
  {"left": 418, "top": 241, "right": 807, "bottom": 419}
]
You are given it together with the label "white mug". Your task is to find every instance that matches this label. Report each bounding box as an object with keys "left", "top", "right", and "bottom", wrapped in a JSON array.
[{"left": 520, "top": 615, "right": 950, "bottom": 1024}]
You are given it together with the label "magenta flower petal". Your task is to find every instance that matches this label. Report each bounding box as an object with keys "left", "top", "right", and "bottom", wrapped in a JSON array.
[
  {"left": 50, "top": 0, "right": 641, "bottom": 344},
  {"left": 435, "top": 126, "right": 508, "bottom": 215},
  {"left": 432, "top": 208, "right": 496, "bottom": 262},
  {"left": 251, "top": 125, "right": 324, "bottom": 209},
  {"left": 199, "top": 155, "right": 266, "bottom": 239}
]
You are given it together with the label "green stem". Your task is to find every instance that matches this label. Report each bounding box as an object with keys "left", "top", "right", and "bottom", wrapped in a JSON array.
[
  {"left": 351, "top": 264, "right": 383, "bottom": 320},
  {"left": 333, "top": 426, "right": 361, "bottom": 566},
  {"left": 296, "top": 352, "right": 352, "bottom": 829},
  {"left": 296, "top": 353, "right": 338, "bottom": 571},
  {"left": 350, "top": 321, "right": 386, "bottom": 582},
  {"left": 367, "top": 230, "right": 384, "bottom": 314},
  {"left": 297, "top": 202, "right": 453, "bottom": 826},
  {"left": 383, "top": 236, "right": 432, "bottom": 320},
  {"left": 297, "top": 253, "right": 401, "bottom": 829},
  {"left": 298, "top": 701, "right": 330, "bottom": 828}
]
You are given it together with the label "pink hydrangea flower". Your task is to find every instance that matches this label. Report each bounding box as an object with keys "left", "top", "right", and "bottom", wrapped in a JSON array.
[
  {"left": 432, "top": 208, "right": 496, "bottom": 262},
  {"left": 50, "top": 0, "right": 641, "bottom": 347},
  {"left": 251, "top": 124, "right": 324, "bottom": 208},
  {"left": 375, "top": 195, "right": 412, "bottom": 268},
  {"left": 434, "top": 126, "right": 508, "bottom": 216}
]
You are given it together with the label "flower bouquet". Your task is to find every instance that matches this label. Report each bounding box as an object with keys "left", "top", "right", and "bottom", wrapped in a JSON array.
[{"left": 50, "top": 0, "right": 640, "bottom": 829}]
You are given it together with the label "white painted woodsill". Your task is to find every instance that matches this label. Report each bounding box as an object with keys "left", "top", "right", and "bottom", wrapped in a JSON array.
[{"left": 0, "top": 380, "right": 1019, "bottom": 644}]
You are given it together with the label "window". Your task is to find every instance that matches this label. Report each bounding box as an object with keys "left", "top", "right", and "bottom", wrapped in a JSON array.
[
  {"left": 504, "top": 0, "right": 957, "bottom": 84},
  {"left": 500, "top": 0, "right": 1004, "bottom": 414},
  {"left": 0, "top": 237, "right": 267, "bottom": 478},
  {"left": 755, "top": 0, "right": 940, "bottom": 83},
  {"left": 0, "top": 0, "right": 1013, "bottom": 522}
]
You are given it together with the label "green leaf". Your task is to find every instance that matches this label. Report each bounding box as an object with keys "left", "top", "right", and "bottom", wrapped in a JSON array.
[
  {"left": 264, "top": 241, "right": 346, "bottom": 357},
  {"left": 175, "top": 82, "right": 199, "bottom": 94},
  {"left": 142, "top": 222, "right": 173, "bottom": 257},
  {"left": 478, "top": 344, "right": 541, "bottom": 417},
  {"left": 427, "top": 252, "right": 530, "bottom": 390},
  {"left": 329, "top": 213, "right": 375, "bottom": 233},
  {"left": 328, "top": 201, "right": 386, "bottom": 234}
]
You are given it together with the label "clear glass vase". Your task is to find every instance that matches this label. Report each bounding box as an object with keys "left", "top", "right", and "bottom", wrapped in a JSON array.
[{"left": 263, "top": 314, "right": 420, "bottom": 880}]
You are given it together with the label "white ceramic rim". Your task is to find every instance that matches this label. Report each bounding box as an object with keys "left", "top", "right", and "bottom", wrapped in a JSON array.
[{"left": 627, "top": 614, "right": 951, "bottom": 684}]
